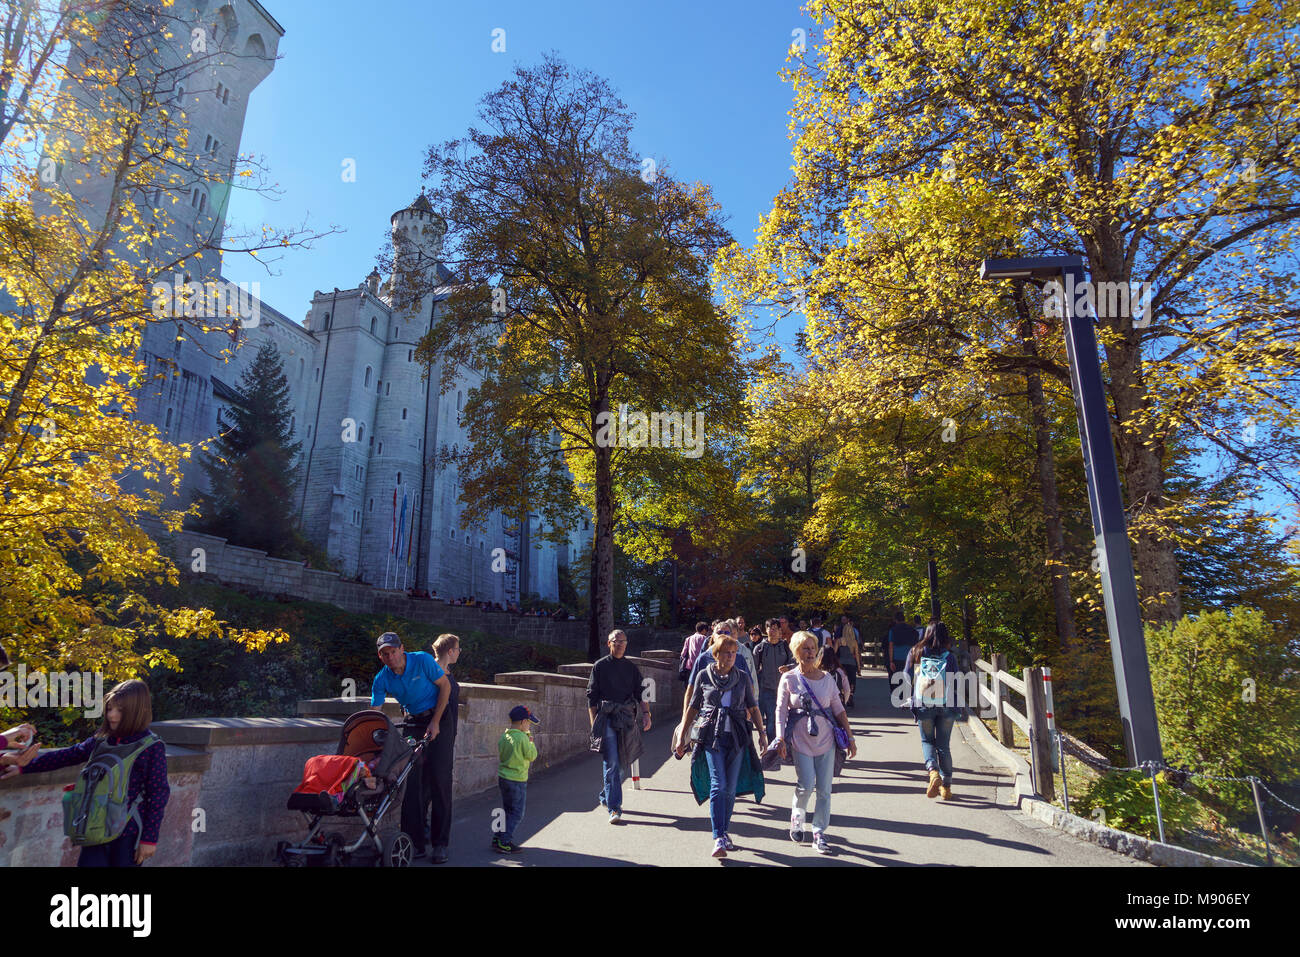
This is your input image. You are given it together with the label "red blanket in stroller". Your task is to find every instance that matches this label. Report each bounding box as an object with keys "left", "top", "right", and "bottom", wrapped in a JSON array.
[{"left": 293, "top": 754, "right": 368, "bottom": 804}]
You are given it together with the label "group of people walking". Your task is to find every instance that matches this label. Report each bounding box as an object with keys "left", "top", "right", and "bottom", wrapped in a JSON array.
[{"left": 654, "top": 612, "right": 960, "bottom": 858}]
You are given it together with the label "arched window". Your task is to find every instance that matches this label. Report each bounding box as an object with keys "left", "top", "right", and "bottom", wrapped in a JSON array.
[
  {"left": 376, "top": 378, "right": 382, "bottom": 395},
  {"left": 369, "top": 317, "right": 376, "bottom": 335},
  {"left": 165, "top": 407, "right": 173, "bottom": 428},
  {"left": 289, "top": 415, "right": 295, "bottom": 433},
  {"left": 401, "top": 408, "right": 407, "bottom": 420},
  {"left": 369, "top": 498, "right": 374, "bottom": 512},
  {"left": 385, "top": 382, "right": 390, "bottom": 396},
  {"left": 323, "top": 313, "right": 331, "bottom": 330},
  {"left": 299, "top": 358, "right": 304, "bottom": 378},
  {"left": 396, "top": 471, "right": 402, "bottom": 485},
  {"left": 314, "top": 367, "right": 319, "bottom": 381},
  {"left": 377, "top": 442, "right": 383, "bottom": 456},
  {"left": 358, "top": 424, "right": 365, "bottom": 444},
  {"left": 364, "top": 366, "right": 372, "bottom": 388},
  {"left": 456, "top": 391, "right": 462, "bottom": 411}
]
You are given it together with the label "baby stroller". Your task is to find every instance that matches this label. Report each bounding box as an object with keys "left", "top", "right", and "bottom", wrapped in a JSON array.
[{"left": 275, "top": 709, "right": 427, "bottom": 867}]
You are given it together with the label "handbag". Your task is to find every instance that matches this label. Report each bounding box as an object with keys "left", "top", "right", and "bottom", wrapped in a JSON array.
[{"left": 796, "top": 674, "right": 851, "bottom": 751}]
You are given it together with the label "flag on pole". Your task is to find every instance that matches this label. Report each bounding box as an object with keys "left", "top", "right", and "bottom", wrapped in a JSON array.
[
  {"left": 390, "top": 488, "right": 398, "bottom": 555},
  {"left": 405, "top": 495, "right": 416, "bottom": 567},
  {"left": 396, "top": 486, "right": 408, "bottom": 561}
]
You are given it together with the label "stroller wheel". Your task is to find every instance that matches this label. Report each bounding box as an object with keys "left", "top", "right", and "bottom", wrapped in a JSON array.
[
  {"left": 324, "top": 832, "right": 346, "bottom": 868},
  {"left": 379, "top": 830, "right": 414, "bottom": 868}
]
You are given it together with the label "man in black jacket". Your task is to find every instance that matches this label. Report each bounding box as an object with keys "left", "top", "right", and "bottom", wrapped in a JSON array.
[{"left": 587, "top": 630, "right": 652, "bottom": 824}]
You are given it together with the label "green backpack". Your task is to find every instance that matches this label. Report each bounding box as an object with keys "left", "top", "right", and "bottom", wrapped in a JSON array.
[{"left": 61, "top": 733, "right": 159, "bottom": 846}]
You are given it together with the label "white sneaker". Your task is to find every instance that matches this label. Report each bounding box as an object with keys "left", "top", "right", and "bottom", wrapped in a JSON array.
[
  {"left": 609, "top": 810, "right": 621, "bottom": 824},
  {"left": 789, "top": 817, "right": 804, "bottom": 843},
  {"left": 813, "top": 831, "right": 832, "bottom": 855},
  {"left": 712, "top": 838, "right": 727, "bottom": 859}
]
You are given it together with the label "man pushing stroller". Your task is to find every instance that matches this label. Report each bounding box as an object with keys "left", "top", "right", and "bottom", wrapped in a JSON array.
[{"left": 371, "top": 632, "right": 452, "bottom": 860}]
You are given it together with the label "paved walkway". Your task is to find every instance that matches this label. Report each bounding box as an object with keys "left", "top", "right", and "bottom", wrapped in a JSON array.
[{"left": 427, "top": 669, "right": 1143, "bottom": 867}]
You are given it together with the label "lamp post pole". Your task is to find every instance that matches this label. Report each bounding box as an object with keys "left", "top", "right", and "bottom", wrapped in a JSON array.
[{"left": 980, "top": 256, "right": 1163, "bottom": 767}]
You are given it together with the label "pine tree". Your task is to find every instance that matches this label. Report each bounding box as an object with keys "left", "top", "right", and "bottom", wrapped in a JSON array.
[{"left": 198, "top": 341, "right": 305, "bottom": 558}]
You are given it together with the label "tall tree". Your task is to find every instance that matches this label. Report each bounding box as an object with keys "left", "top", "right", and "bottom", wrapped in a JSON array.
[
  {"left": 416, "top": 55, "right": 740, "bottom": 660},
  {"left": 0, "top": 1, "right": 314, "bottom": 679},
  {"left": 721, "top": 0, "right": 1300, "bottom": 626},
  {"left": 197, "top": 340, "right": 305, "bottom": 557}
]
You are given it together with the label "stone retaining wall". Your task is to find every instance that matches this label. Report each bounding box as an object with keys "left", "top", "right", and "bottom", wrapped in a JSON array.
[{"left": 143, "top": 516, "right": 683, "bottom": 655}]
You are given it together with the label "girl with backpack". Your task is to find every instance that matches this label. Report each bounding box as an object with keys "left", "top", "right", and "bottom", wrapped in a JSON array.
[
  {"left": 775, "top": 631, "right": 857, "bottom": 855},
  {"left": 5, "top": 679, "right": 169, "bottom": 866},
  {"left": 907, "top": 622, "right": 959, "bottom": 800}
]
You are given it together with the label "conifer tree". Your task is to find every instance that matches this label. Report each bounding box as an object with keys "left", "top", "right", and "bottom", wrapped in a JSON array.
[{"left": 198, "top": 341, "right": 304, "bottom": 558}]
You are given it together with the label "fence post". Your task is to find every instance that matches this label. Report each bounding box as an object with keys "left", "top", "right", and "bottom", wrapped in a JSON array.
[
  {"left": 1149, "top": 763, "right": 1166, "bottom": 843},
  {"left": 1025, "top": 665, "right": 1054, "bottom": 799},
  {"left": 1249, "top": 777, "right": 1274, "bottom": 866},
  {"left": 992, "top": 653, "right": 1013, "bottom": 746}
]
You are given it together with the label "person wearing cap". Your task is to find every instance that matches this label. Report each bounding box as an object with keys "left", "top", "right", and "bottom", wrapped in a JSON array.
[
  {"left": 587, "top": 629, "right": 651, "bottom": 824},
  {"left": 494, "top": 705, "right": 540, "bottom": 853},
  {"left": 371, "top": 631, "right": 451, "bottom": 859}
]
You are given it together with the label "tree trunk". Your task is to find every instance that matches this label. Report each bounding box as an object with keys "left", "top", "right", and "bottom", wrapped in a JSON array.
[
  {"left": 1088, "top": 249, "right": 1182, "bottom": 625},
  {"left": 1013, "top": 286, "right": 1078, "bottom": 654},
  {"left": 588, "top": 384, "right": 616, "bottom": 661}
]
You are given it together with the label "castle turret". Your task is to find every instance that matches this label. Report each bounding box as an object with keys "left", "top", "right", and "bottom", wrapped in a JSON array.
[{"left": 388, "top": 191, "right": 446, "bottom": 302}]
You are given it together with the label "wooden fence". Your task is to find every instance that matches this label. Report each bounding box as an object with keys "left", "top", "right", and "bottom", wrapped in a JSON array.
[{"left": 974, "top": 653, "right": 1054, "bottom": 798}]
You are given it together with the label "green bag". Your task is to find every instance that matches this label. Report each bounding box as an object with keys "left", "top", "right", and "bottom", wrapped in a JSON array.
[{"left": 61, "top": 733, "right": 159, "bottom": 846}]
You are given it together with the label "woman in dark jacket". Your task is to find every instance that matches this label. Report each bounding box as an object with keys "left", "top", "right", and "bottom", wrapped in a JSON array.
[
  {"left": 675, "top": 634, "right": 768, "bottom": 859},
  {"left": 427, "top": 633, "right": 461, "bottom": 864},
  {"left": 906, "top": 621, "right": 960, "bottom": 800}
]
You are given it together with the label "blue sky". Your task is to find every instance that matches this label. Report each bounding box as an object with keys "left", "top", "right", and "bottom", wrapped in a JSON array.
[{"left": 223, "top": 0, "right": 814, "bottom": 338}]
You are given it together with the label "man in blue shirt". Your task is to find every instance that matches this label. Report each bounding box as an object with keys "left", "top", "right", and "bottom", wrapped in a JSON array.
[{"left": 371, "top": 632, "right": 452, "bottom": 858}]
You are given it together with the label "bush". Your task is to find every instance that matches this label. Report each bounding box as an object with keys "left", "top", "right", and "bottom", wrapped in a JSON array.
[
  {"left": 1146, "top": 606, "right": 1300, "bottom": 822},
  {"left": 1075, "top": 769, "right": 1202, "bottom": 840}
]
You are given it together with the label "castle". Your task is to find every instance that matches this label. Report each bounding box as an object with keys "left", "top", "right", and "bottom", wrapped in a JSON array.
[{"left": 49, "top": 0, "right": 589, "bottom": 603}]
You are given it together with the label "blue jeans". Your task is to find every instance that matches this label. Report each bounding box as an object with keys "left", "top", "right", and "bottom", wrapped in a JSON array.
[
  {"left": 792, "top": 747, "right": 835, "bottom": 833},
  {"left": 703, "top": 737, "right": 744, "bottom": 840},
  {"left": 916, "top": 708, "right": 955, "bottom": 785},
  {"left": 497, "top": 777, "right": 527, "bottom": 843},
  {"left": 599, "top": 723, "right": 623, "bottom": 812},
  {"left": 758, "top": 689, "right": 778, "bottom": 744}
]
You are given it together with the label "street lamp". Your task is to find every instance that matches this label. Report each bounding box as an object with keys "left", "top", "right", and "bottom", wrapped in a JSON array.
[{"left": 980, "top": 255, "right": 1163, "bottom": 766}]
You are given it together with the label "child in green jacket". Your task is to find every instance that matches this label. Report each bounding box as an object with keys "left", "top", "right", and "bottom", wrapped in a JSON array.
[{"left": 493, "top": 706, "right": 539, "bottom": 853}]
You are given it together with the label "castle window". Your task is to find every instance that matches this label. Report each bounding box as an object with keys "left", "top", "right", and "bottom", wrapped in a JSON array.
[
  {"left": 377, "top": 442, "right": 383, "bottom": 456},
  {"left": 416, "top": 438, "right": 422, "bottom": 451},
  {"left": 401, "top": 408, "right": 407, "bottom": 420},
  {"left": 299, "top": 358, "right": 304, "bottom": 378},
  {"left": 369, "top": 317, "right": 376, "bottom": 335},
  {"left": 313, "top": 367, "right": 319, "bottom": 381},
  {"left": 456, "top": 391, "right": 462, "bottom": 411},
  {"left": 358, "top": 424, "right": 365, "bottom": 444},
  {"left": 364, "top": 367, "right": 372, "bottom": 388},
  {"left": 307, "top": 424, "right": 312, "bottom": 438},
  {"left": 290, "top": 415, "right": 295, "bottom": 433},
  {"left": 165, "top": 407, "right": 173, "bottom": 429},
  {"left": 396, "top": 472, "right": 402, "bottom": 484},
  {"left": 368, "top": 434, "right": 374, "bottom": 448},
  {"left": 376, "top": 378, "right": 382, "bottom": 395},
  {"left": 408, "top": 350, "right": 413, "bottom": 362},
  {"left": 323, "top": 313, "right": 331, "bottom": 330},
  {"left": 369, "top": 498, "right": 374, "bottom": 512},
  {"left": 204, "top": 134, "right": 212, "bottom": 152},
  {"left": 385, "top": 382, "right": 390, "bottom": 396}
]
